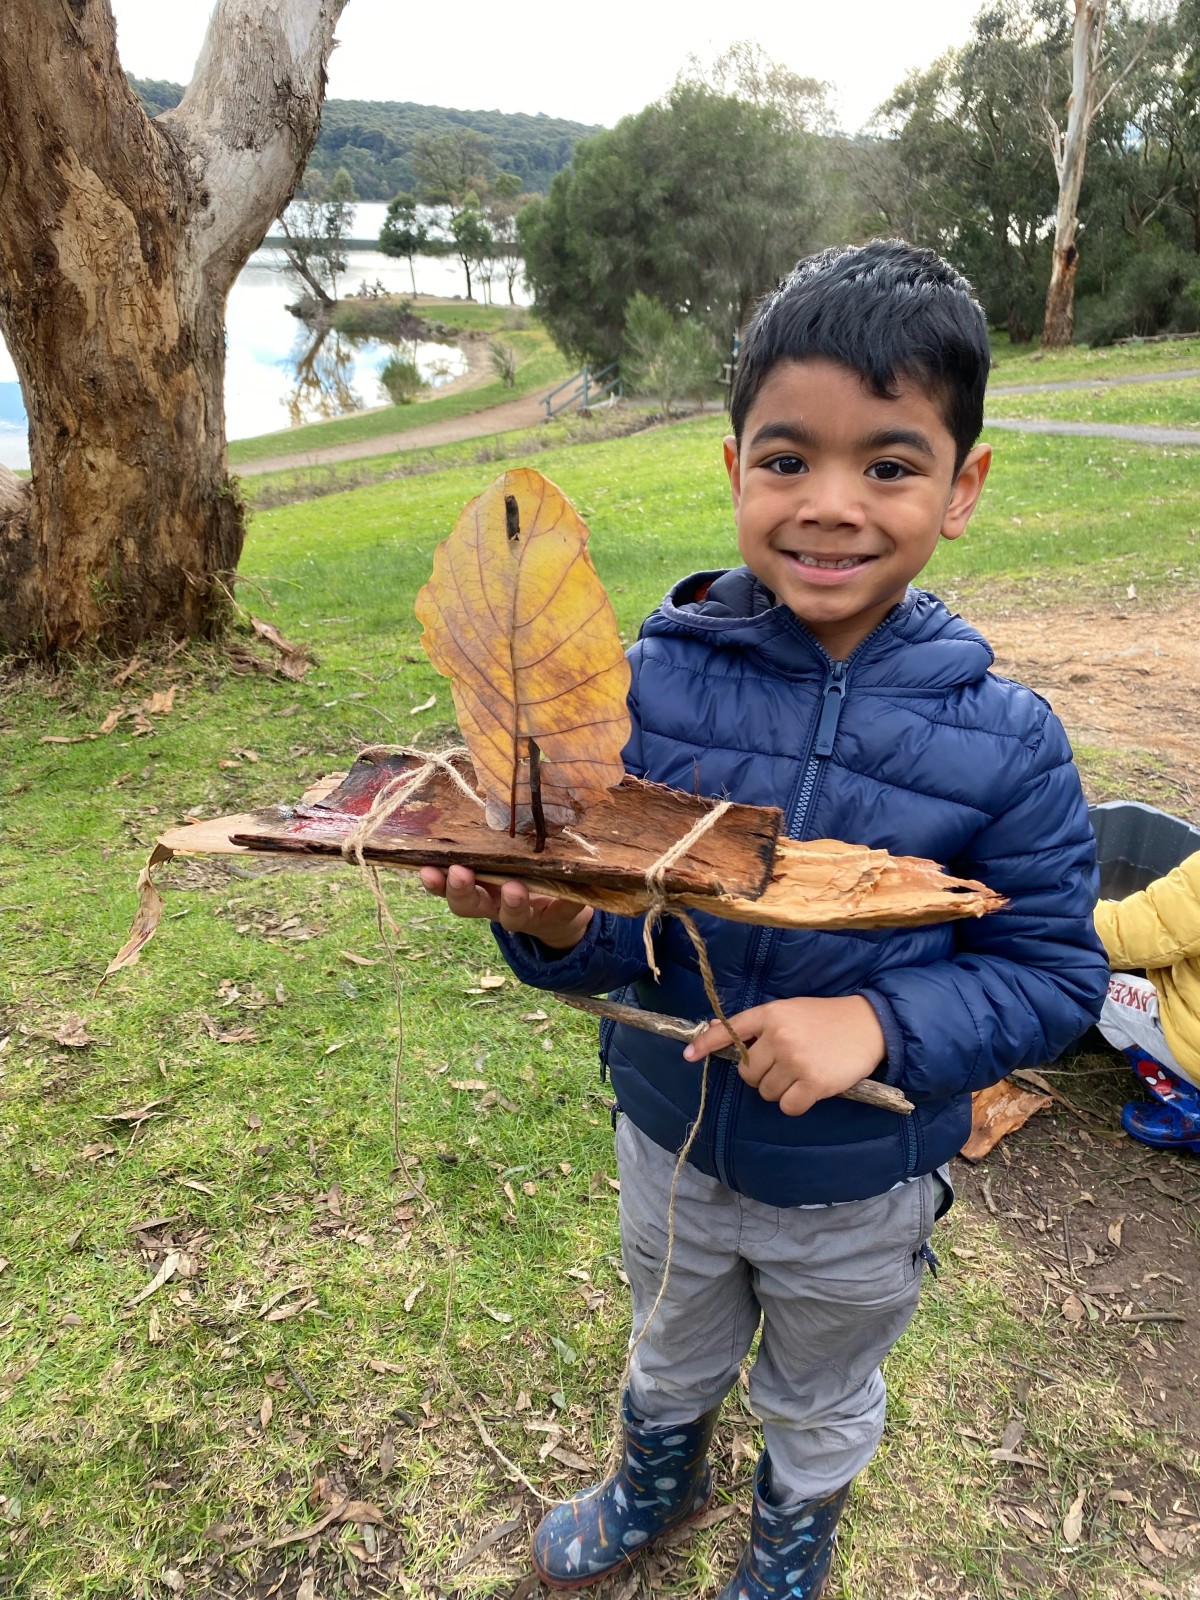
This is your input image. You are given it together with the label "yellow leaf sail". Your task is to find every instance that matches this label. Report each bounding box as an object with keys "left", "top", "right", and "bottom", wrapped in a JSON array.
[{"left": 415, "top": 468, "right": 631, "bottom": 833}]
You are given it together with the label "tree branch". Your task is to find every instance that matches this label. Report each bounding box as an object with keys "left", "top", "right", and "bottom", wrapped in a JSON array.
[{"left": 164, "top": 0, "right": 349, "bottom": 295}]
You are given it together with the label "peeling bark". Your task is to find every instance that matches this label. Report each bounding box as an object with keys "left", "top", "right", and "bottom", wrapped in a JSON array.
[{"left": 0, "top": 0, "right": 347, "bottom": 656}]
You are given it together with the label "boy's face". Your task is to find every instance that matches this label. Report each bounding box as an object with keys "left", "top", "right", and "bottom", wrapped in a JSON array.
[{"left": 725, "top": 358, "right": 991, "bottom": 660}]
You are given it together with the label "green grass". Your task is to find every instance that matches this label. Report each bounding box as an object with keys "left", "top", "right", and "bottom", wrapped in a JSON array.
[
  {"left": 227, "top": 326, "right": 569, "bottom": 467},
  {"left": 409, "top": 301, "right": 533, "bottom": 334},
  {"left": 988, "top": 376, "right": 1200, "bottom": 429},
  {"left": 990, "top": 331, "right": 1200, "bottom": 387},
  {"left": 3, "top": 418, "right": 1199, "bottom": 1597},
  {"left": 243, "top": 410, "right": 661, "bottom": 512}
]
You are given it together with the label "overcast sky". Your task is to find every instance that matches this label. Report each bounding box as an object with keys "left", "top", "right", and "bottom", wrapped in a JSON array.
[{"left": 109, "top": 0, "right": 985, "bottom": 133}]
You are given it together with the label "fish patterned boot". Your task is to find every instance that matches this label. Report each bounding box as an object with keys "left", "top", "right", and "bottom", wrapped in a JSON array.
[
  {"left": 531, "top": 1393, "right": 719, "bottom": 1589},
  {"left": 715, "top": 1454, "right": 851, "bottom": 1600}
]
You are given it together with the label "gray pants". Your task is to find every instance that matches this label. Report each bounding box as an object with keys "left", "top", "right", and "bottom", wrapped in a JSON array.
[{"left": 616, "top": 1116, "right": 934, "bottom": 1503}]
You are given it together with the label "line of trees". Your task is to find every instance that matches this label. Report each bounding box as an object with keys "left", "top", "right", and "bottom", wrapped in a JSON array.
[
  {"left": 130, "top": 80, "right": 597, "bottom": 201},
  {"left": 378, "top": 131, "right": 528, "bottom": 303},
  {"left": 521, "top": 5, "right": 1199, "bottom": 393},
  {"left": 863, "top": 0, "right": 1200, "bottom": 347}
]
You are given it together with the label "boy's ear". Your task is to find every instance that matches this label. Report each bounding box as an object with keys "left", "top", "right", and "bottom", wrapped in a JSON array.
[
  {"left": 940, "top": 443, "right": 992, "bottom": 543},
  {"left": 723, "top": 435, "right": 741, "bottom": 512}
]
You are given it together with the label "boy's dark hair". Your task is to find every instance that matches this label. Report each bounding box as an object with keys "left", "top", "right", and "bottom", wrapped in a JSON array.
[{"left": 730, "top": 240, "right": 991, "bottom": 471}]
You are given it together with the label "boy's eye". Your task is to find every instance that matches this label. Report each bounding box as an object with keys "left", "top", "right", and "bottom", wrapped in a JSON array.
[
  {"left": 766, "top": 454, "right": 806, "bottom": 475},
  {"left": 867, "top": 459, "right": 912, "bottom": 482}
]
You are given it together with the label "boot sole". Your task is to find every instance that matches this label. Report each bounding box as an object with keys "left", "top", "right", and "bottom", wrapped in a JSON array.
[{"left": 531, "top": 1488, "right": 716, "bottom": 1591}]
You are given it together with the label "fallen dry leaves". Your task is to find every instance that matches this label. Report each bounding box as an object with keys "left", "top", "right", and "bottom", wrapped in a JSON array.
[{"left": 97, "top": 843, "right": 173, "bottom": 989}]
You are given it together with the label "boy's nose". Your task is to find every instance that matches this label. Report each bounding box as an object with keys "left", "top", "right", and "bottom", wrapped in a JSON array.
[{"left": 793, "top": 471, "right": 866, "bottom": 530}]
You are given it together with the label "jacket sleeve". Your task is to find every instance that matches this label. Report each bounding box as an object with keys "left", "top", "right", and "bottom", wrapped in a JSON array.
[
  {"left": 492, "top": 641, "right": 655, "bottom": 995},
  {"left": 1094, "top": 851, "right": 1200, "bottom": 971},
  {"left": 862, "top": 710, "right": 1109, "bottom": 1103}
]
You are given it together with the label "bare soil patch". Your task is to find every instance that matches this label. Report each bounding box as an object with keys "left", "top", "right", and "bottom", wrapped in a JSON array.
[{"left": 977, "top": 595, "right": 1200, "bottom": 823}]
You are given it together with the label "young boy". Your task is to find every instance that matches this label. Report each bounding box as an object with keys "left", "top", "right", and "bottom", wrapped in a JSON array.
[{"left": 421, "top": 241, "right": 1108, "bottom": 1597}]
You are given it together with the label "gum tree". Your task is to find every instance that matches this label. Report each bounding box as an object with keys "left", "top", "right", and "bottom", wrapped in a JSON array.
[{"left": 0, "top": 0, "right": 347, "bottom": 657}]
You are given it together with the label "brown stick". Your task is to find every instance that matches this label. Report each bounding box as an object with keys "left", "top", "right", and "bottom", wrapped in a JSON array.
[
  {"left": 552, "top": 992, "right": 915, "bottom": 1115},
  {"left": 528, "top": 737, "right": 547, "bottom": 855}
]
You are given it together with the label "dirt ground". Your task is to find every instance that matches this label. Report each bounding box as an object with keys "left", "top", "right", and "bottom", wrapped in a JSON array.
[{"left": 980, "top": 596, "right": 1200, "bottom": 824}]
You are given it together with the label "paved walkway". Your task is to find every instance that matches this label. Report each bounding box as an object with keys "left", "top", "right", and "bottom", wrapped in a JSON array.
[
  {"left": 985, "top": 417, "right": 1200, "bottom": 446},
  {"left": 990, "top": 366, "right": 1200, "bottom": 396}
]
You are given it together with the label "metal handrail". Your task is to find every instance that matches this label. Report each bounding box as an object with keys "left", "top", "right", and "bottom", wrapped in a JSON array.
[{"left": 542, "top": 362, "right": 622, "bottom": 420}]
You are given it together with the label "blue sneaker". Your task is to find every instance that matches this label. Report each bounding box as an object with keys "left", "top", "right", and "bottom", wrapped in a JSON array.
[
  {"left": 715, "top": 1454, "right": 850, "bottom": 1600},
  {"left": 531, "top": 1393, "right": 718, "bottom": 1588}
]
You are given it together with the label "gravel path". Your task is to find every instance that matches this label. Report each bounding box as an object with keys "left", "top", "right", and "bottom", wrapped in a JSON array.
[
  {"left": 237, "top": 363, "right": 1200, "bottom": 478},
  {"left": 989, "top": 366, "right": 1200, "bottom": 395},
  {"left": 239, "top": 391, "right": 548, "bottom": 477},
  {"left": 985, "top": 417, "right": 1200, "bottom": 445}
]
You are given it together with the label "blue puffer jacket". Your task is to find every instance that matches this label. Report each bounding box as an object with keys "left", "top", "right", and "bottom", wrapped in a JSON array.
[{"left": 496, "top": 569, "right": 1109, "bottom": 1205}]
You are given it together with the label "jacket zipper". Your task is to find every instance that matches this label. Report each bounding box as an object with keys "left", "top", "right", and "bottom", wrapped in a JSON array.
[
  {"left": 902, "top": 1112, "right": 919, "bottom": 1175},
  {"left": 711, "top": 614, "right": 897, "bottom": 1187}
]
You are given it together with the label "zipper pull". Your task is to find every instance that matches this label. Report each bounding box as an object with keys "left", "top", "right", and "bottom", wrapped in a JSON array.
[{"left": 813, "top": 661, "right": 847, "bottom": 758}]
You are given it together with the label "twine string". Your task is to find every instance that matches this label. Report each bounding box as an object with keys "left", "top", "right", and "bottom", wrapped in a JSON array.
[
  {"left": 639, "top": 799, "right": 733, "bottom": 983},
  {"left": 343, "top": 747, "right": 750, "bottom": 1500},
  {"left": 341, "top": 746, "right": 482, "bottom": 869}
]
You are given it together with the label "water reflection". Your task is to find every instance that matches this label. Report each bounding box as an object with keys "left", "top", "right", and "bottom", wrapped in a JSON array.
[
  {"left": 0, "top": 230, "right": 525, "bottom": 469},
  {"left": 283, "top": 324, "right": 361, "bottom": 427},
  {"left": 279, "top": 321, "right": 468, "bottom": 427}
]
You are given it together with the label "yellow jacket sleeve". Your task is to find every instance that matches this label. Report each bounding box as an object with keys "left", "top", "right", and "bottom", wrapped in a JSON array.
[{"left": 1094, "top": 849, "right": 1200, "bottom": 971}]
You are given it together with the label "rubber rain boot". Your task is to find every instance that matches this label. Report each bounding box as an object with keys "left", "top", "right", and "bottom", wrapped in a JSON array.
[
  {"left": 715, "top": 1454, "right": 851, "bottom": 1600},
  {"left": 531, "top": 1392, "right": 719, "bottom": 1589},
  {"left": 1129, "top": 1052, "right": 1200, "bottom": 1112},
  {"left": 1121, "top": 1097, "right": 1200, "bottom": 1151}
]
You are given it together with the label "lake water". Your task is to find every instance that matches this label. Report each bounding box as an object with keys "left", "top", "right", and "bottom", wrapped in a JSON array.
[{"left": 0, "top": 203, "right": 529, "bottom": 470}]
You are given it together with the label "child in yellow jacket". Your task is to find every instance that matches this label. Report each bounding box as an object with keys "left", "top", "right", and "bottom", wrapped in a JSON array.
[{"left": 1094, "top": 848, "right": 1200, "bottom": 1150}]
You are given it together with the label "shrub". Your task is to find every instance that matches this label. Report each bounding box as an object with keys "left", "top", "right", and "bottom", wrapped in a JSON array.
[
  {"left": 489, "top": 339, "right": 519, "bottom": 387},
  {"left": 379, "top": 355, "right": 427, "bottom": 405},
  {"left": 622, "top": 293, "right": 719, "bottom": 417},
  {"left": 333, "top": 296, "right": 424, "bottom": 342},
  {"left": 1078, "top": 245, "right": 1200, "bottom": 346}
]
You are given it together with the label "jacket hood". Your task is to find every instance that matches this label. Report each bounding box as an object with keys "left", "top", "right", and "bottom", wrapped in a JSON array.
[{"left": 641, "top": 566, "right": 995, "bottom": 691}]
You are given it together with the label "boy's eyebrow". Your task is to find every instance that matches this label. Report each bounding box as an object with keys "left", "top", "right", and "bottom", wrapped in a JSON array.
[
  {"left": 747, "top": 421, "right": 819, "bottom": 450},
  {"left": 860, "top": 427, "right": 937, "bottom": 459},
  {"left": 746, "top": 421, "right": 938, "bottom": 459}
]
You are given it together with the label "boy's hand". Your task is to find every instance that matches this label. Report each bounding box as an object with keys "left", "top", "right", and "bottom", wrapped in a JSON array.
[
  {"left": 683, "top": 995, "right": 886, "bottom": 1116},
  {"left": 419, "top": 864, "right": 593, "bottom": 952}
]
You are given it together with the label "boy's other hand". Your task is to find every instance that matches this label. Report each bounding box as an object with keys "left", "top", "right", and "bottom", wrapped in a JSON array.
[
  {"left": 419, "top": 865, "right": 593, "bottom": 952},
  {"left": 683, "top": 995, "right": 886, "bottom": 1116}
]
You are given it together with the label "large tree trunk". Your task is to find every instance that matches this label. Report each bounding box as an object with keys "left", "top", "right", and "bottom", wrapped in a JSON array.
[
  {"left": 1041, "top": 0, "right": 1107, "bottom": 348},
  {"left": 0, "top": 0, "right": 347, "bottom": 657}
]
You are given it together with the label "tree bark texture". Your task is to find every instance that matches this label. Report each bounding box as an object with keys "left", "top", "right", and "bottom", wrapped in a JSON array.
[
  {"left": 0, "top": 0, "right": 347, "bottom": 656},
  {"left": 1041, "top": 0, "right": 1107, "bottom": 348}
]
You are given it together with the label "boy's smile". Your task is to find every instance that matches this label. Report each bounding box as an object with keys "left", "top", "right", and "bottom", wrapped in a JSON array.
[{"left": 725, "top": 358, "right": 990, "bottom": 659}]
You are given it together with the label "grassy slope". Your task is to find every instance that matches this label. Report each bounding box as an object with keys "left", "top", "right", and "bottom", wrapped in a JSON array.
[
  {"left": 990, "top": 332, "right": 1200, "bottom": 386},
  {"left": 3, "top": 420, "right": 1197, "bottom": 1598},
  {"left": 989, "top": 376, "right": 1200, "bottom": 428}
]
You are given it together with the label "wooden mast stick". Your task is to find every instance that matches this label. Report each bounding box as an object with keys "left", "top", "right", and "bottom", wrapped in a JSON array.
[{"left": 552, "top": 992, "right": 915, "bottom": 1115}]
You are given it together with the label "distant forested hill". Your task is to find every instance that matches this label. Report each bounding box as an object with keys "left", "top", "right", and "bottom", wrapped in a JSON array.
[{"left": 129, "top": 79, "right": 599, "bottom": 200}]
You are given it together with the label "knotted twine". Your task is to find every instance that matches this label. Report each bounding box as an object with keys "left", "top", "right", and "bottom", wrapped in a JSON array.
[{"left": 339, "top": 746, "right": 751, "bottom": 1499}]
